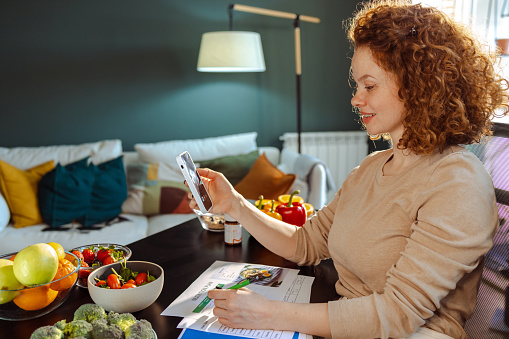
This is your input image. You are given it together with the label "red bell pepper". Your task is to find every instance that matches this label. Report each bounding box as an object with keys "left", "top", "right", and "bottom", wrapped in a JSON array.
[{"left": 276, "top": 190, "right": 306, "bottom": 226}]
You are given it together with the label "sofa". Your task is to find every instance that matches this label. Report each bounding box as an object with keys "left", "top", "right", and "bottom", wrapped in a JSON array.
[{"left": 0, "top": 132, "right": 331, "bottom": 255}]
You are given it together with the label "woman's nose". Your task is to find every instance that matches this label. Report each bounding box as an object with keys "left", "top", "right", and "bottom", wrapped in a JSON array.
[{"left": 351, "top": 91, "right": 365, "bottom": 108}]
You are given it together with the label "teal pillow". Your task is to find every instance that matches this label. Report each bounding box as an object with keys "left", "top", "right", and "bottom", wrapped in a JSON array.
[
  {"left": 199, "top": 150, "right": 259, "bottom": 186},
  {"left": 38, "top": 157, "right": 93, "bottom": 228},
  {"left": 77, "top": 156, "right": 127, "bottom": 227}
]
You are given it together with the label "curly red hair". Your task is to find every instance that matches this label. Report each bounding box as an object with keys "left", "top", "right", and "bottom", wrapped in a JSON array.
[{"left": 346, "top": 0, "right": 508, "bottom": 154}]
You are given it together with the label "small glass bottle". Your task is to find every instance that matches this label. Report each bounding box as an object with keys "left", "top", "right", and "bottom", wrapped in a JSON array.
[{"left": 224, "top": 214, "right": 242, "bottom": 246}]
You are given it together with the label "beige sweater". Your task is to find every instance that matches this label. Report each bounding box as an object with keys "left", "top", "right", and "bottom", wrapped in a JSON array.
[{"left": 289, "top": 146, "right": 498, "bottom": 339}]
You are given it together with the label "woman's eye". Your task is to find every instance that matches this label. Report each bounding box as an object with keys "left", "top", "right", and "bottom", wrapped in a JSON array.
[{"left": 365, "top": 85, "right": 375, "bottom": 91}]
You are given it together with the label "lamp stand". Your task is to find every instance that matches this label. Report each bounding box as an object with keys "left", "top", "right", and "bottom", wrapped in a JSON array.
[{"left": 231, "top": 4, "right": 319, "bottom": 153}]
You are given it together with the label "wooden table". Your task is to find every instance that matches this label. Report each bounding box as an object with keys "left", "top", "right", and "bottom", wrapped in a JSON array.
[{"left": 0, "top": 218, "right": 339, "bottom": 338}]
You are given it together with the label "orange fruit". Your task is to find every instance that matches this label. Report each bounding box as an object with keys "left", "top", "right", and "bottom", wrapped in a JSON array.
[
  {"left": 303, "top": 203, "right": 315, "bottom": 218},
  {"left": 278, "top": 194, "right": 304, "bottom": 205},
  {"left": 13, "top": 284, "right": 58, "bottom": 311},
  {"left": 65, "top": 252, "right": 81, "bottom": 267},
  {"left": 47, "top": 242, "right": 65, "bottom": 261},
  {"left": 50, "top": 259, "right": 77, "bottom": 291}
]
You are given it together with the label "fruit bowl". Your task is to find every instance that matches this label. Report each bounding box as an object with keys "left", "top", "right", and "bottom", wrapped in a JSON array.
[
  {"left": 0, "top": 251, "right": 81, "bottom": 321},
  {"left": 69, "top": 243, "right": 132, "bottom": 288},
  {"left": 88, "top": 261, "right": 164, "bottom": 313}
]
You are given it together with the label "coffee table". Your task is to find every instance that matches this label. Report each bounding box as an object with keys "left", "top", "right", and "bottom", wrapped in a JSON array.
[{"left": 0, "top": 217, "right": 339, "bottom": 338}]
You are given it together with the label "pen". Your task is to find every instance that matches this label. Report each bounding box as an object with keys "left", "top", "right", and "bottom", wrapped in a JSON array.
[{"left": 227, "top": 279, "right": 251, "bottom": 289}]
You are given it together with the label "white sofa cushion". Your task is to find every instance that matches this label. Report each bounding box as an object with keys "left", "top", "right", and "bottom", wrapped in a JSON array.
[
  {"left": 0, "top": 140, "right": 122, "bottom": 170},
  {"left": 0, "top": 214, "right": 148, "bottom": 254},
  {"left": 0, "top": 193, "right": 9, "bottom": 232},
  {"left": 134, "top": 132, "right": 258, "bottom": 163}
]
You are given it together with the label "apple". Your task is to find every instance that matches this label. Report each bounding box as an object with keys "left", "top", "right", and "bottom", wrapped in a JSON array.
[
  {"left": 0, "top": 261, "right": 24, "bottom": 304},
  {"left": 13, "top": 243, "right": 58, "bottom": 286}
]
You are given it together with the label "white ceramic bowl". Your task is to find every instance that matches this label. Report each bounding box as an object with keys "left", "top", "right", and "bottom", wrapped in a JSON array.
[
  {"left": 70, "top": 243, "right": 132, "bottom": 288},
  {"left": 87, "top": 261, "right": 164, "bottom": 313}
]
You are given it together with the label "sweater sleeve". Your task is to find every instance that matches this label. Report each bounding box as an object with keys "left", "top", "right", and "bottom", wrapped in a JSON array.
[
  {"left": 286, "top": 178, "right": 343, "bottom": 265},
  {"left": 327, "top": 153, "right": 498, "bottom": 338}
]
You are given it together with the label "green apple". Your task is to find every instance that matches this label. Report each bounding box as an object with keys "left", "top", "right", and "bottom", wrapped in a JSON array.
[
  {"left": 0, "top": 262, "right": 24, "bottom": 304},
  {"left": 13, "top": 243, "right": 58, "bottom": 286}
]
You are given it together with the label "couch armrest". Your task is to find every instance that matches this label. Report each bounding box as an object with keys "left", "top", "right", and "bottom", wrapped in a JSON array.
[
  {"left": 279, "top": 148, "right": 329, "bottom": 210},
  {"left": 306, "top": 163, "right": 328, "bottom": 210}
]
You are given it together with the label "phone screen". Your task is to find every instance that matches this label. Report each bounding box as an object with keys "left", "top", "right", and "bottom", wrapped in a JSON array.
[{"left": 180, "top": 152, "right": 213, "bottom": 211}]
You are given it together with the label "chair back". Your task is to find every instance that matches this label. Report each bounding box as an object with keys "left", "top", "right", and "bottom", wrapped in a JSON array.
[{"left": 464, "top": 122, "right": 509, "bottom": 338}]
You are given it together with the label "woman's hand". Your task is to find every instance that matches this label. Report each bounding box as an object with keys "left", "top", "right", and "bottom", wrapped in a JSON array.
[
  {"left": 187, "top": 168, "right": 238, "bottom": 215},
  {"left": 208, "top": 288, "right": 279, "bottom": 330}
]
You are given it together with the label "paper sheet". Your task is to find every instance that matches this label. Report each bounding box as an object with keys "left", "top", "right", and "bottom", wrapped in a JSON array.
[
  {"left": 177, "top": 275, "right": 314, "bottom": 339},
  {"left": 162, "top": 260, "right": 300, "bottom": 318},
  {"left": 163, "top": 261, "right": 314, "bottom": 339}
]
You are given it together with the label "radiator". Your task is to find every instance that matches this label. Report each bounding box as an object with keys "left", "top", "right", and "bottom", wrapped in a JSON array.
[{"left": 280, "top": 131, "right": 369, "bottom": 192}]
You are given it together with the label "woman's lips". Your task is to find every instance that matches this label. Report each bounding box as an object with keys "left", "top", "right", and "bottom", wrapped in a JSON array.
[{"left": 361, "top": 113, "right": 375, "bottom": 124}]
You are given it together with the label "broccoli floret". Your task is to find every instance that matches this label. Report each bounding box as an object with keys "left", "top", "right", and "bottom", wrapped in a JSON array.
[
  {"left": 73, "top": 303, "right": 107, "bottom": 323},
  {"left": 90, "top": 318, "right": 108, "bottom": 327},
  {"left": 125, "top": 319, "right": 154, "bottom": 339},
  {"left": 63, "top": 319, "right": 93, "bottom": 339},
  {"left": 107, "top": 311, "right": 137, "bottom": 332},
  {"left": 30, "top": 325, "right": 64, "bottom": 339},
  {"left": 53, "top": 319, "right": 67, "bottom": 331},
  {"left": 91, "top": 320, "right": 124, "bottom": 339}
]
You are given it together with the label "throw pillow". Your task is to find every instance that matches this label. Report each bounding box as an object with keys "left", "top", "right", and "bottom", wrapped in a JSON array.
[
  {"left": 0, "top": 193, "right": 11, "bottom": 232},
  {"left": 234, "top": 153, "right": 297, "bottom": 200},
  {"left": 134, "top": 132, "right": 258, "bottom": 163},
  {"left": 38, "top": 158, "right": 94, "bottom": 228},
  {"left": 199, "top": 150, "right": 259, "bottom": 186},
  {"left": 122, "top": 162, "right": 193, "bottom": 215},
  {"left": 76, "top": 156, "right": 128, "bottom": 227},
  {"left": 0, "top": 139, "right": 122, "bottom": 170},
  {"left": 0, "top": 159, "right": 55, "bottom": 228}
]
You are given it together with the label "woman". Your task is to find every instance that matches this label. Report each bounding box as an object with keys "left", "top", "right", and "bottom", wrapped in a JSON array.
[{"left": 190, "top": 1, "right": 508, "bottom": 338}]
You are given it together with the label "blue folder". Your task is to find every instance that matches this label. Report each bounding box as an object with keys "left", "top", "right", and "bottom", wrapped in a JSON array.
[{"left": 179, "top": 328, "right": 299, "bottom": 339}]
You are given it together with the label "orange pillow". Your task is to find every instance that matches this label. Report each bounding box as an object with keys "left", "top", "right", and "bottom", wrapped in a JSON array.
[
  {"left": 234, "top": 153, "right": 296, "bottom": 200},
  {"left": 0, "top": 159, "right": 55, "bottom": 228}
]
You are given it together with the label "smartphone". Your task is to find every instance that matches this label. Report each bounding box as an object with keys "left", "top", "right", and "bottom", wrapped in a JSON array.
[{"left": 176, "top": 151, "right": 213, "bottom": 213}]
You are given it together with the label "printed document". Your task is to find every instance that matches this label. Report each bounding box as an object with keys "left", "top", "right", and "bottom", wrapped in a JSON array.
[{"left": 162, "top": 260, "right": 314, "bottom": 338}]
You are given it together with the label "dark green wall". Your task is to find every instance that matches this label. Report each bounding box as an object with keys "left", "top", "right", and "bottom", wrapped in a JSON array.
[{"left": 0, "top": 0, "right": 361, "bottom": 151}]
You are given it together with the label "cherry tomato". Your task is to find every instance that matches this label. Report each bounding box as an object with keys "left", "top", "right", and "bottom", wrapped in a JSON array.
[
  {"left": 82, "top": 248, "right": 95, "bottom": 264},
  {"left": 96, "top": 280, "right": 107, "bottom": 287},
  {"left": 96, "top": 249, "right": 111, "bottom": 263},
  {"left": 127, "top": 279, "right": 136, "bottom": 285},
  {"left": 71, "top": 250, "right": 84, "bottom": 260},
  {"left": 135, "top": 272, "right": 147, "bottom": 286},
  {"left": 107, "top": 274, "right": 121, "bottom": 289},
  {"left": 78, "top": 262, "right": 90, "bottom": 279},
  {"left": 121, "top": 283, "right": 137, "bottom": 289},
  {"left": 102, "top": 256, "right": 115, "bottom": 265}
]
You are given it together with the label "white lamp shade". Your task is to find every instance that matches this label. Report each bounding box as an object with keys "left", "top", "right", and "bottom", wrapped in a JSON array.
[{"left": 197, "top": 31, "right": 266, "bottom": 72}]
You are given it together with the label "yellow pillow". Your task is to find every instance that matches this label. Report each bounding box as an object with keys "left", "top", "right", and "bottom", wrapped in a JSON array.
[
  {"left": 234, "top": 153, "right": 297, "bottom": 200},
  {"left": 0, "top": 159, "right": 55, "bottom": 228}
]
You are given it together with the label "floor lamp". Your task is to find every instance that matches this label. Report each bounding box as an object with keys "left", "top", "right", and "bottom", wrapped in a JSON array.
[{"left": 196, "top": 4, "right": 320, "bottom": 153}]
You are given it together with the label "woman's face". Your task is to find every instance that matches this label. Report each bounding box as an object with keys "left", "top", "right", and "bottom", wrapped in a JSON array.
[{"left": 350, "top": 46, "right": 406, "bottom": 140}]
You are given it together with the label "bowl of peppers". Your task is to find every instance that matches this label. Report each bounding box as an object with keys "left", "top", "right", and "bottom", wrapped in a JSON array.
[{"left": 255, "top": 190, "right": 314, "bottom": 227}]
